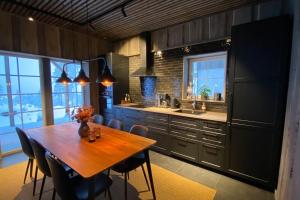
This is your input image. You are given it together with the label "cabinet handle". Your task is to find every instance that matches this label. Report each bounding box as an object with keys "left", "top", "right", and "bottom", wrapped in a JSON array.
[
  {"left": 148, "top": 126, "right": 166, "bottom": 131},
  {"left": 147, "top": 117, "right": 167, "bottom": 122},
  {"left": 203, "top": 132, "right": 219, "bottom": 137},
  {"left": 203, "top": 144, "right": 218, "bottom": 150},
  {"left": 172, "top": 120, "right": 197, "bottom": 127},
  {"left": 203, "top": 126, "right": 222, "bottom": 131},
  {"left": 186, "top": 134, "right": 197, "bottom": 138},
  {"left": 177, "top": 142, "right": 187, "bottom": 147},
  {"left": 203, "top": 138, "right": 222, "bottom": 144}
]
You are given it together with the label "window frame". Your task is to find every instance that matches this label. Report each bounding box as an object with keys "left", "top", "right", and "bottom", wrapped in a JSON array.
[
  {"left": 0, "top": 51, "right": 91, "bottom": 155},
  {"left": 50, "top": 59, "right": 89, "bottom": 124},
  {"left": 182, "top": 51, "right": 228, "bottom": 102},
  {"left": 0, "top": 53, "right": 43, "bottom": 128}
]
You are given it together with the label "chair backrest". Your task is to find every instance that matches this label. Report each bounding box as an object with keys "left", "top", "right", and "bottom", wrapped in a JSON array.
[
  {"left": 93, "top": 114, "right": 104, "bottom": 125},
  {"left": 107, "top": 119, "right": 123, "bottom": 130},
  {"left": 45, "top": 152, "right": 74, "bottom": 200},
  {"left": 129, "top": 125, "right": 148, "bottom": 137},
  {"left": 16, "top": 127, "right": 34, "bottom": 159},
  {"left": 30, "top": 139, "right": 51, "bottom": 177}
]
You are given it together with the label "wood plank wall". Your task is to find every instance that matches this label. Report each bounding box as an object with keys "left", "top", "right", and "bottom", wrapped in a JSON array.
[
  {"left": 0, "top": 10, "right": 112, "bottom": 114},
  {"left": 113, "top": 0, "right": 282, "bottom": 54},
  {"left": 0, "top": 10, "right": 112, "bottom": 60}
]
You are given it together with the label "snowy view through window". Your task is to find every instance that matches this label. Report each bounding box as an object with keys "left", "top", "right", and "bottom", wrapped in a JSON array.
[
  {"left": 0, "top": 55, "right": 86, "bottom": 154},
  {"left": 51, "top": 61, "right": 84, "bottom": 124}
]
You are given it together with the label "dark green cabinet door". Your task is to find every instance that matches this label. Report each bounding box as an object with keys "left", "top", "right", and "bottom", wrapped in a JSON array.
[{"left": 227, "top": 16, "right": 291, "bottom": 189}]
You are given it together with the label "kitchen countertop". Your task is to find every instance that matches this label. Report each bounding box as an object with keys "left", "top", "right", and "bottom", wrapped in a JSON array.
[{"left": 114, "top": 104, "right": 227, "bottom": 122}]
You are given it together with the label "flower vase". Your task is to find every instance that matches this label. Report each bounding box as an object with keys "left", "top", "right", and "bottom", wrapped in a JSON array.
[{"left": 78, "top": 121, "right": 90, "bottom": 137}]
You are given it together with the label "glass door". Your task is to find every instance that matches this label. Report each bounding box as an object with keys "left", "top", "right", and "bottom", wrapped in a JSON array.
[{"left": 0, "top": 54, "right": 43, "bottom": 156}]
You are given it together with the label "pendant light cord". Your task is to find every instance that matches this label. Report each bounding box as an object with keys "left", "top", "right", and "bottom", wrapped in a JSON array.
[
  {"left": 71, "top": 0, "right": 76, "bottom": 64},
  {"left": 86, "top": 0, "right": 91, "bottom": 61}
]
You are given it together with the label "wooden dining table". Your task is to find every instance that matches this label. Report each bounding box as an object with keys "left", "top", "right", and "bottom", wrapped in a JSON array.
[{"left": 26, "top": 122, "right": 157, "bottom": 200}]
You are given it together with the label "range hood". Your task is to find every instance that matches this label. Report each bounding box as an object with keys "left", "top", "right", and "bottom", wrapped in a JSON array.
[{"left": 131, "top": 32, "right": 157, "bottom": 77}]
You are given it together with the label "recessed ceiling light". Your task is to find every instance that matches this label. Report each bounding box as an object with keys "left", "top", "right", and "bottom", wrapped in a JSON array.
[{"left": 28, "top": 17, "right": 34, "bottom": 22}]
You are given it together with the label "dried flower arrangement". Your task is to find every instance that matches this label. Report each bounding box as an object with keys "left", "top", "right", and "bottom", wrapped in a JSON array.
[{"left": 73, "top": 106, "right": 94, "bottom": 123}]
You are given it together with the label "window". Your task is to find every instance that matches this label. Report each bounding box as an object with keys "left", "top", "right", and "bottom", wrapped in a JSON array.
[
  {"left": 51, "top": 60, "right": 87, "bottom": 124},
  {"left": 0, "top": 54, "right": 43, "bottom": 153},
  {"left": 183, "top": 51, "right": 227, "bottom": 101}
]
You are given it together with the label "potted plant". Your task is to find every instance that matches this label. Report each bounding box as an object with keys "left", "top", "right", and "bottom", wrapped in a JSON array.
[{"left": 200, "top": 85, "right": 211, "bottom": 100}]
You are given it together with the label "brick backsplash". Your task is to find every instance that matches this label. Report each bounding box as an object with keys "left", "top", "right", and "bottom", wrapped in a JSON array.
[{"left": 128, "top": 40, "right": 228, "bottom": 112}]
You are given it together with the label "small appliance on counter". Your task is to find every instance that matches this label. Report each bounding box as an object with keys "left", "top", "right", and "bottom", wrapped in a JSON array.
[
  {"left": 171, "top": 97, "right": 180, "bottom": 108},
  {"left": 214, "top": 93, "right": 222, "bottom": 101},
  {"left": 121, "top": 93, "right": 132, "bottom": 104},
  {"left": 156, "top": 93, "right": 172, "bottom": 108}
]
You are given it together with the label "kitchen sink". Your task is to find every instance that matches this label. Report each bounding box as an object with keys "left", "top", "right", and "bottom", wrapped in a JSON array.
[{"left": 174, "top": 109, "right": 205, "bottom": 115}]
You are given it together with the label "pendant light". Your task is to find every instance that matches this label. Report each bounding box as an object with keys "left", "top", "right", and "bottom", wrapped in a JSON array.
[
  {"left": 74, "top": 0, "right": 90, "bottom": 86},
  {"left": 97, "top": 57, "right": 116, "bottom": 87},
  {"left": 73, "top": 61, "right": 90, "bottom": 86},
  {"left": 56, "top": 1, "right": 71, "bottom": 85},
  {"left": 56, "top": 64, "right": 72, "bottom": 85}
]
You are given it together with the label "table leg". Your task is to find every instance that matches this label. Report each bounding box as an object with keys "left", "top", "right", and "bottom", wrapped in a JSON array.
[
  {"left": 88, "top": 177, "right": 95, "bottom": 200},
  {"left": 144, "top": 149, "right": 156, "bottom": 200}
]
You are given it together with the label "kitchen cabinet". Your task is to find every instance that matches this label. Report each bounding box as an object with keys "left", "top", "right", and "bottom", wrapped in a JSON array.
[
  {"left": 227, "top": 16, "right": 291, "bottom": 189},
  {"left": 199, "top": 142, "right": 225, "bottom": 170},
  {"left": 209, "top": 12, "right": 227, "bottom": 40},
  {"left": 122, "top": 108, "right": 145, "bottom": 132},
  {"left": 151, "top": 28, "right": 168, "bottom": 51},
  {"left": 107, "top": 107, "right": 228, "bottom": 175},
  {"left": 145, "top": 113, "right": 170, "bottom": 154},
  {"left": 167, "top": 24, "right": 184, "bottom": 48},
  {"left": 198, "top": 120, "right": 227, "bottom": 169},
  {"left": 169, "top": 116, "right": 201, "bottom": 162},
  {"left": 170, "top": 136, "right": 198, "bottom": 162}
]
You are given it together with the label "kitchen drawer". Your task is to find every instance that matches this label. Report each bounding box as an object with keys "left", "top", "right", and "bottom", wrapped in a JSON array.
[
  {"left": 199, "top": 130, "right": 226, "bottom": 146},
  {"left": 148, "top": 130, "right": 170, "bottom": 154},
  {"left": 146, "top": 113, "right": 168, "bottom": 124},
  {"left": 169, "top": 127, "right": 198, "bottom": 140},
  {"left": 148, "top": 125, "right": 168, "bottom": 133},
  {"left": 124, "top": 109, "right": 144, "bottom": 120},
  {"left": 169, "top": 116, "right": 199, "bottom": 128},
  {"left": 199, "top": 121, "right": 226, "bottom": 134},
  {"left": 199, "top": 142, "right": 225, "bottom": 170},
  {"left": 170, "top": 136, "right": 198, "bottom": 162}
]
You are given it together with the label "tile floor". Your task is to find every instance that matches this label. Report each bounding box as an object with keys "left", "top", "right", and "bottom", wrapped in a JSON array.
[
  {"left": 149, "top": 151, "right": 275, "bottom": 200},
  {"left": 0, "top": 151, "right": 274, "bottom": 200}
]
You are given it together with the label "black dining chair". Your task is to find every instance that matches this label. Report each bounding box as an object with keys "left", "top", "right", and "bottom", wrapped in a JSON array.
[
  {"left": 107, "top": 119, "right": 123, "bottom": 130},
  {"left": 45, "top": 152, "right": 113, "bottom": 200},
  {"left": 16, "top": 128, "right": 35, "bottom": 184},
  {"left": 108, "top": 125, "right": 150, "bottom": 200},
  {"left": 29, "top": 139, "right": 55, "bottom": 200},
  {"left": 93, "top": 114, "right": 104, "bottom": 125}
]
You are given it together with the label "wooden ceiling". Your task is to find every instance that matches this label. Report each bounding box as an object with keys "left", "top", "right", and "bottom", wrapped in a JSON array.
[{"left": 0, "top": 0, "right": 263, "bottom": 40}]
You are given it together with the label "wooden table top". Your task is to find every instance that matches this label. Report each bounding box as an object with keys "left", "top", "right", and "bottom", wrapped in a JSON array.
[{"left": 26, "top": 122, "right": 156, "bottom": 178}]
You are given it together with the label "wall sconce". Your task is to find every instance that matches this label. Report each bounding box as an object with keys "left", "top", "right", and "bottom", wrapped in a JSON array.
[
  {"left": 182, "top": 46, "right": 191, "bottom": 54},
  {"left": 155, "top": 50, "right": 163, "bottom": 57}
]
